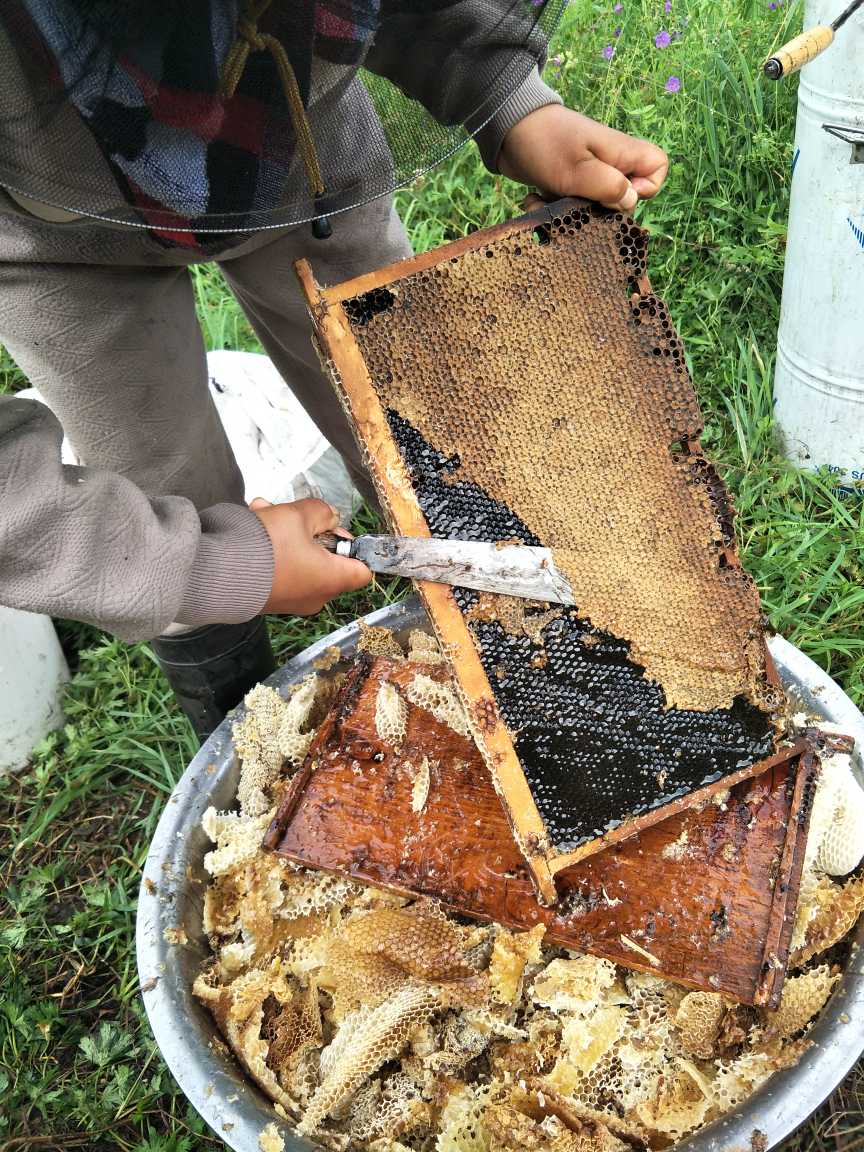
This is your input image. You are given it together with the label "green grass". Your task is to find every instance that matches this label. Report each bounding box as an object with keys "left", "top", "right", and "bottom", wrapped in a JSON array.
[{"left": 3, "top": 1, "right": 864, "bottom": 1148}]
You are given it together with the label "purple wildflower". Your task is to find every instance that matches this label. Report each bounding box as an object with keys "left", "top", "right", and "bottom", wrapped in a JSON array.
[
  {"left": 613, "top": 3, "right": 623, "bottom": 11},
  {"left": 654, "top": 28, "right": 671, "bottom": 47},
  {"left": 664, "top": 75, "right": 681, "bottom": 92},
  {"left": 602, "top": 43, "right": 615, "bottom": 59},
  {"left": 664, "top": 0, "right": 672, "bottom": 11},
  {"left": 614, "top": 25, "right": 622, "bottom": 35}
]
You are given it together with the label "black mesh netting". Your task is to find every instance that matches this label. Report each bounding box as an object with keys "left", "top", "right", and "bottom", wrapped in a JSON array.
[{"left": 0, "top": 0, "right": 565, "bottom": 234}]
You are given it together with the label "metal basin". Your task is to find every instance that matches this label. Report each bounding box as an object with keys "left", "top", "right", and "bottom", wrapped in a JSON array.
[{"left": 137, "top": 598, "right": 864, "bottom": 1152}]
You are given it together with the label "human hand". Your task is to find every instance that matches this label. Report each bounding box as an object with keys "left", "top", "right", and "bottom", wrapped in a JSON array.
[
  {"left": 499, "top": 105, "right": 668, "bottom": 213},
  {"left": 250, "top": 497, "right": 371, "bottom": 615}
]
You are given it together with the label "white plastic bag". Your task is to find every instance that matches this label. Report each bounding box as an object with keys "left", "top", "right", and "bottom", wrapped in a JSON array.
[{"left": 20, "top": 350, "right": 362, "bottom": 526}]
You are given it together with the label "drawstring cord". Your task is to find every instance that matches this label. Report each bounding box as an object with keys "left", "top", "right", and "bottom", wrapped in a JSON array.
[{"left": 221, "top": 0, "right": 332, "bottom": 238}]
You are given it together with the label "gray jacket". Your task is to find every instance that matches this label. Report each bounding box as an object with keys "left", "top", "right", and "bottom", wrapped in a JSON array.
[{"left": 0, "top": 7, "right": 560, "bottom": 640}]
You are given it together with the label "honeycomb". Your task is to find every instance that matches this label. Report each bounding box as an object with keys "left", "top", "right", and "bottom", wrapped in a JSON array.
[
  {"left": 374, "top": 680, "right": 408, "bottom": 747},
  {"left": 297, "top": 984, "right": 440, "bottom": 1135},
  {"left": 793, "top": 875, "right": 864, "bottom": 967},
  {"left": 674, "top": 991, "right": 726, "bottom": 1059},
  {"left": 489, "top": 924, "right": 547, "bottom": 1005},
  {"left": 631, "top": 1061, "right": 710, "bottom": 1139},
  {"left": 193, "top": 644, "right": 859, "bottom": 1152},
  {"left": 258, "top": 1121, "right": 284, "bottom": 1152},
  {"left": 343, "top": 905, "right": 474, "bottom": 983},
  {"left": 407, "top": 628, "right": 447, "bottom": 664},
  {"left": 410, "top": 755, "right": 432, "bottom": 813},
  {"left": 344, "top": 1073, "right": 430, "bottom": 1143},
  {"left": 234, "top": 685, "right": 289, "bottom": 817},
  {"left": 405, "top": 672, "right": 472, "bottom": 738},
  {"left": 531, "top": 956, "right": 618, "bottom": 1015},
  {"left": 300, "top": 197, "right": 780, "bottom": 875},
  {"left": 817, "top": 771, "right": 864, "bottom": 877},
  {"left": 357, "top": 622, "right": 406, "bottom": 661},
  {"left": 321, "top": 936, "right": 409, "bottom": 1021},
  {"left": 761, "top": 964, "right": 840, "bottom": 1041}
]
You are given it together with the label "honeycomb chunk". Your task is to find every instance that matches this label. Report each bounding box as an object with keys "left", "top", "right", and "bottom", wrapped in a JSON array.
[
  {"left": 406, "top": 673, "right": 472, "bottom": 738},
  {"left": 407, "top": 628, "right": 447, "bottom": 665},
  {"left": 674, "top": 991, "right": 726, "bottom": 1059},
  {"left": 792, "top": 875, "right": 864, "bottom": 967},
  {"left": 436, "top": 1084, "right": 492, "bottom": 1152},
  {"left": 344, "top": 906, "right": 474, "bottom": 983},
  {"left": 531, "top": 956, "right": 617, "bottom": 1015},
  {"left": 488, "top": 924, "right": 547, "bottom": 1005},
  {"left": 234, "top": 685, "right": 290, "bottom": 816},
  {"left": 358, "top": 622, "right": 406, "bottom": 661},
  {"left": 298, "top": 984, "right": 439, "bottom": 1134},
  {"left": 374, "top": 680, "right": 408, "bottom": 747},
  {"left": 761, "top": 964, "right": 839, "bottom": 1040}
]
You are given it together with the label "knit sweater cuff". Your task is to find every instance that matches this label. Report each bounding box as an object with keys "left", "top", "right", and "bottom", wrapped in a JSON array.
[
  {"left": 474, "top": 67, "right": 563, "bottom": 173},
  {"left": 176, "top": 503, "right": 273, "bottom": 628}
]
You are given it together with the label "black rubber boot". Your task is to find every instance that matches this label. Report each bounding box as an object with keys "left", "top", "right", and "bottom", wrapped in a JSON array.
[{"left": 151, "top": 618, "right": 276, "bottom": 742}]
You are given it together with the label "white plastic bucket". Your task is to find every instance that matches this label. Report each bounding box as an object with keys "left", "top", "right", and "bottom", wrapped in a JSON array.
[
  {"left": 773, "top": 0, "right": 864, "bottom": 491},
  {"left": 0, "top": 606, "right": 69, "bottom": 774}
]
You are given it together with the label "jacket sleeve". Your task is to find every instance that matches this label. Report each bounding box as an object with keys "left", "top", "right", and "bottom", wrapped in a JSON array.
[
  {"left": 364, "top": 0, "right": 563, "bottom": 171},
  {"left": 0, "top": 396, "right": 273, "bottom": 641}
]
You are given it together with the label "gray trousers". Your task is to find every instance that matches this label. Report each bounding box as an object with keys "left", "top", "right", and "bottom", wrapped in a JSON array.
[{"left": 0, "top": 196, "right": 412, "bottom": 514}]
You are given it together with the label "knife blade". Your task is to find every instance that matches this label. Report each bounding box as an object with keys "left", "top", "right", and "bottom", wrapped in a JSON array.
[{"left": 316, "top": 533, "right": 575, "bottom": 604}]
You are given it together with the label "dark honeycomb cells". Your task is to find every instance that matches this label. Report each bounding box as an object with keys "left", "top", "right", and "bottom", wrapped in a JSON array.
[{"left": 387, "top": 408, "right": 776, "bottom": 853}]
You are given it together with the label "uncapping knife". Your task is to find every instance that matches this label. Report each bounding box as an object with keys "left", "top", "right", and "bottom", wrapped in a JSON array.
[{"left": 316, "top": 533, "right": 575, "bottom": 604}]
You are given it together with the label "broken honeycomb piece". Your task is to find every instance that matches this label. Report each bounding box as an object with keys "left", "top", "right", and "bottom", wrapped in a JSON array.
[
  {"left": 374, "top": 680, "right": 408, "bottom": 747},
  {"left": 407, "top": 628, "right": 446, "bottom": 664},
  {"left": 405, "top": 672, "right": 472, "bottom": 738},
  {"left": 489, "top": 924, "right": 547, "bottom": 1004},
  {"left": 202, "top": 807, "right": 274, "bottom": 878},
  {"left": 193, "top": 960, "right": 298, "bottom": 1114},
  {"left": 320, "top": 935, "right": 411, "bottom": 1019},
  {"left": 234, "top": 685, "right": 290, "bottom": 816},
  {"left": 531, "top": 956, "right": 618, "bottom": 1015},
  {"left": 817, "top": 770, "right": 864, "bottom": 877},
  {"left": 410, "top": 755, "right": 433, "bottom": 813},
  {"left": 258, "top": 1121, "right": 284, "bottom": 1152},
  {"left": 631, "top": 1060, "right": 710, "bottom": 1140},
  {"left": 357, "top": 622, "right": 406, "bottom": 661},
  {"left": 264, "top": 980, "right": 322, "bottom": 1082},
  {"left": 277, "top": 675, "right": 321, "bottom": 767},
  {"left": 437, "top": 1084, "right": 493, "bottom": 1152},
  {"left": 792, "top": 874, "right": 864, "bottom": 967},
  {"left": 761, "top": 964, "right": 840, "bottom": 1040},
  {"left": 299, "top": 197, "right": 780, "bottom": 886},
  {"left": 298, "top": 984, "right": 439, "bottom": 1135},
  {"left": 674, "top": 991, "right": 726, "bottom": 1060},
  {"left": 484, "top": 1083, "right": 631, "bottom": 1152},
  {"left": 345, "top": 1074, "right": 430, "bottom": 1143},
  {"left": 343, "top": 905, "right": 474, "bottom": 983},
  {"left": 560, "top": 1006, "right": 627, "bottom": 1073}
]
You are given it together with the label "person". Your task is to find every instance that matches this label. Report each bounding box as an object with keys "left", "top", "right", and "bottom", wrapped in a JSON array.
[{"left": 0, "top": 0, "right": 668, "bottom": 737}]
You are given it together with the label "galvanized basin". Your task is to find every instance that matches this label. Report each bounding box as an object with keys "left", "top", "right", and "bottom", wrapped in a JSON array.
[{"left": 137, "top": 598, "right": 864, "bottom": 1152}]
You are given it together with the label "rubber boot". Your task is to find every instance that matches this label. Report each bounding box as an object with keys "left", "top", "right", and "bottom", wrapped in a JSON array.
[{"left": 151, "top": 618, "right": 276, "bottom": 742}]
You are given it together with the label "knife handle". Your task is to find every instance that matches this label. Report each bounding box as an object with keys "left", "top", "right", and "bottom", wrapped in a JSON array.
[{"left": 315, "top": 531, "right": 356, "bottom": 558}]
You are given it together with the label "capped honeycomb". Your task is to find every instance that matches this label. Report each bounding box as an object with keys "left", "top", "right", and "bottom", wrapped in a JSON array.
[{"left": 296, "top": 197, "right": 781, "bottom": 896}]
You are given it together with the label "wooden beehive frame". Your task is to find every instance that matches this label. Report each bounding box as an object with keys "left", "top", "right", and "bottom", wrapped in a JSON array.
[
  {"left": 296, "top": 199, "right": 782, "bottom": 904},
  {"left": 265, "top": 655, "right": 815, "bottom": 1007}
]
